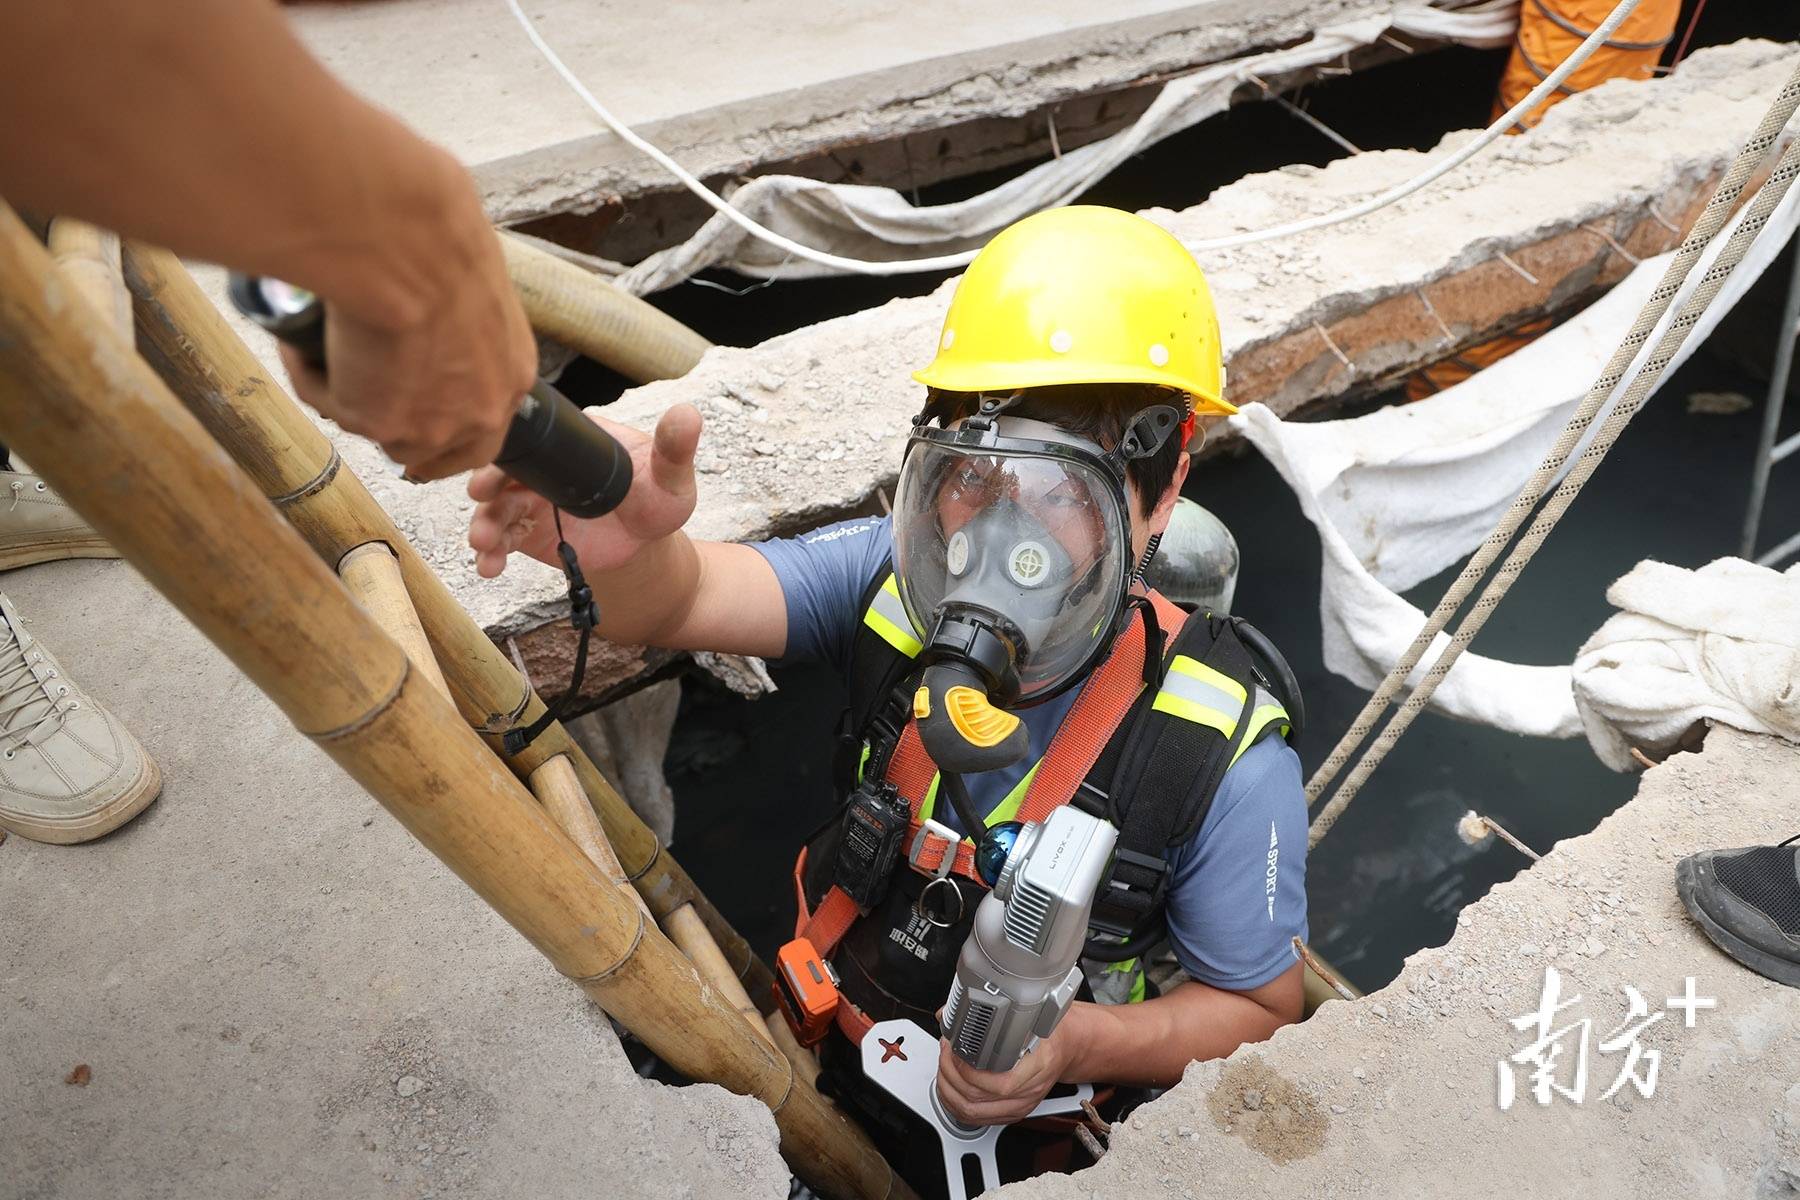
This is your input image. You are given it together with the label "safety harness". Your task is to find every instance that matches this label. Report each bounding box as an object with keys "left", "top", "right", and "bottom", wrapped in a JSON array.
[{"left": 786, "top": 565, "right": 1293, "bottom": 1048}]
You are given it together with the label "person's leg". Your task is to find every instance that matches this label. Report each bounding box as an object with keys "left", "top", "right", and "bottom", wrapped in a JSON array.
[{"left": 1676, "top": 837, "right": 1800, "bottom": 987}]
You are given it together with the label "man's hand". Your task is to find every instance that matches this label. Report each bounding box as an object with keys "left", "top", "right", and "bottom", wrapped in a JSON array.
[
  {"left": 283, "top": 194, "right": 537, "bottom": 481},
  {"left": 467, "top": 402, "right": 702, "bottom": 579},
  {"left": 933, "top": 1006, "right": 1088, "bottom": 1127},
  {"left": 0, "top": 1, "right": 538, "bottom": 481}
]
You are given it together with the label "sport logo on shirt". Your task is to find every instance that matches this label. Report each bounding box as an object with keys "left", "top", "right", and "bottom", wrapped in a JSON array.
[{"left": 1264, "top": 821, "right": 1279, "bottom": 921}]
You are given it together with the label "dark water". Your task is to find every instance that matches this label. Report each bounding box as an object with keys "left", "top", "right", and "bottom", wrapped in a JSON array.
[{"left": 573, "top": 17, "right": 1800, "bottom": 993}]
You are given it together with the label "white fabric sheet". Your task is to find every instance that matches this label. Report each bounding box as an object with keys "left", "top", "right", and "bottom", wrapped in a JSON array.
[
  {"left": 615, "top": 2, "right": 1521, "bottom": 294},
  {"left": 1573, "top": 558, "right": 1800, "bottom": 769},
  {"left": 1230, "top": 180, "right": 1800, "bottom": 758}
]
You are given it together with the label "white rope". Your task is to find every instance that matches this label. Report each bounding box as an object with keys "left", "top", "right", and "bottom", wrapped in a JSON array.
[
  {"left": 505, "top": 0, "right": 1642, "bottom": 275},
  {"left": 1306, "top": 61, "right": 1800, "bottom": 847}
]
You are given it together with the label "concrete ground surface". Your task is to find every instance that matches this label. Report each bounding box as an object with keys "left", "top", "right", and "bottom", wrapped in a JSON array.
[
  {"left": 5, "top": 555, "right": 1796, "bottom": 1200},
  {"left": 1000, "top": 726, "right": 1800, "bottom": 1200},
  {"left": 0, "top": 558, "right": 788, "bottom": 1200},
  {"left": 292, "top": 0, "right": 1395, "bottom": 223}
]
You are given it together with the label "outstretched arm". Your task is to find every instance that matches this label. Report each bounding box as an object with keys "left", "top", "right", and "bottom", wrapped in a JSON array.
[
  {"left": 935, "top": 966, "right": 1304, "bottom": 1126},
  {"left": 0, "top": 0, "right": 535, "bottom": 479}
]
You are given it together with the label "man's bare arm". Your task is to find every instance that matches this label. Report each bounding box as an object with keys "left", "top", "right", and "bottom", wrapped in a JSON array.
[
  {"left": 1057, "top": 966, "right": 1305, "bottom": 1089},
  {"left": 0, "top": 0, "right": 536, "bottom": 478},
  {"left": 467, "top": 403, "right": 792, "bottom": 659}
]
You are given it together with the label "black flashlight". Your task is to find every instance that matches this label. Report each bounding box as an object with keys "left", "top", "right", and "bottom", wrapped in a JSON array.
[{"left": 227, "top": 273, "right": 632, "bottom": 519}]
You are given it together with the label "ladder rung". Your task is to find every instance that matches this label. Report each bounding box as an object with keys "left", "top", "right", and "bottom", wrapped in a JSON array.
[
  {"left": 1774, "top": 430, "right": 1800, "bottom": 464},
  {"left": 1755, "top": 527, "right": 1800, "bottom": 568}
]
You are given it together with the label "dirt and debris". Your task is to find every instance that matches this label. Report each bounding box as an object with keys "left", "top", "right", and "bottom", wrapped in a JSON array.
[{"left": 1206, "top": 1058, "right": 1331, "bottom": 1163}]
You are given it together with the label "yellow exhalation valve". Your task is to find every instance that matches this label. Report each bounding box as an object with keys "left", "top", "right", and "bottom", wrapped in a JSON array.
[
  {"left": 944, "top": 686, "right": 1020, "bottom": 748},
  {"left": 915, "top": 661, "right": 1029, "bottom": 775}
]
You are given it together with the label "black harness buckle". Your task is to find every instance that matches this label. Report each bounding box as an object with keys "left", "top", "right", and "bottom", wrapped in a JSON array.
[{"left": 1088, "top": 847, "right": 1169, "bottom": 941}]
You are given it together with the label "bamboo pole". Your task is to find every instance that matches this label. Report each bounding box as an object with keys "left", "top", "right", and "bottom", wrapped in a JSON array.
[
  {"left": 666, "top": 903, "right": 774, "bottom": 1045},
  {"left": 119, "top": 242, "right": 773, "bottom": 1008},
  {"left": 530, "top": 753, "right": 651, "bottom": 922},
  {"left": 339, "top": 542, "right": 451, "bottom": 701},
  {"left": 531, "top": 750, "right": 772, "bottom": 1047},
  {"left": 766, "top": 1011, "right": 824, "bottom": 1090},
  {"left": 46, "top": 218, "right": 130, "bottom": 342},
  {"left": 498, "top": 232, "right": 710, "bottom": 382},
  {"left": 0, "top": 203, "right": 910, "bottom": 1200}
]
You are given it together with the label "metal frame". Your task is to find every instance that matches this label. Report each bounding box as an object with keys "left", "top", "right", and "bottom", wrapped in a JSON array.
[{"left": 1741, "top": 233, "right": 1800, "bottom": 566}]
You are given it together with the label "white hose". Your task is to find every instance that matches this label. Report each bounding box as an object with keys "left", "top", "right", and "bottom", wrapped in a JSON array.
[{"left": 507, "top": 0, "right": 1643, "bottom": 273}]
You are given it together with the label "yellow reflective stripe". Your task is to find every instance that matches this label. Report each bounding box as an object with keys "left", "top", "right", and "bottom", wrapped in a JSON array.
[
  {"left": 986, "top": 761, "right": 1040, "bottom": 827},
  {"left": 1230, "top": 699, "right": 1292, "bottom": 766},
  {"left": 917, "top": 761, "right": 1041, "bottom": 838},
  {"left": 1150, "top": 689, "right": 1237, "bottom": 737},
  {"left": 1102, "top": 956, "right": 1148, "bottom": 1004},
  {"left": 1152, "top": 654, "right": 1248, "bottom": 736},
  {"left": 1166, "top": 655, "right": 1248, "bottom": 707},
  {"left": 862, "top": 575, "right": 923, "bottom": 657}
]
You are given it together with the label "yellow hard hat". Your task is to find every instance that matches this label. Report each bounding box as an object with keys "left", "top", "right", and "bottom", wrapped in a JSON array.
[{"left": 913, "top": 205, "right": 1233, "bottom": 419}]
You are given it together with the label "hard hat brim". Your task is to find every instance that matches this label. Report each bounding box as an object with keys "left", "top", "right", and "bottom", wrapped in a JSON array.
[{"left": 911, "top": 359, "right": 1238, "bottom": 417}]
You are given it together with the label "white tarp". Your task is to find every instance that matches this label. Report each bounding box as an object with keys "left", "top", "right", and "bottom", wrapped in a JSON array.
[
  {"left": 1573, "top": 558, "right": 1800, "bottom": 769},
  {"left": 612, "top": 2, "right": 1521, "bottom": 294},
  {"left": 1231, "top": 179, "right": 1800, "bottom": 758}
]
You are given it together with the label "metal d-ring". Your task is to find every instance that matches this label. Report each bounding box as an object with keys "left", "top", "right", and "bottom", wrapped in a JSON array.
[{"left": 915, "top": 875, "right": 965, "bottom": 929}]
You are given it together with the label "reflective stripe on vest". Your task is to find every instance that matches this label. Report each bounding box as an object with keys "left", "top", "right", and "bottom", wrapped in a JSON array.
[
  {"left": 862, "top": 574, "right": 922, "bottom": 658},
  {"left": 1150, "top": 654, "right": 1248, "bottom": 736},
  {"left": 1234, "top": 686, "right": 1292, "bottom": 766},
  {"left": 917, "top": 760, "right": 1042, "bottom": 836}
]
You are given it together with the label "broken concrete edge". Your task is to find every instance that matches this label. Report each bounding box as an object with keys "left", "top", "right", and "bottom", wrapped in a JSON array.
[
  {"left": 989, "top": 726, "right": 1800, "bottom": 1197},
  {"left": 514, "top": 27, "right": 1438, "bottom": 268},
  {"left": 477, "top": 0, "right": 1466, "bottom": 227},
  {"left": 497, "top": 40, "right": 1798, "bottom": 700}
]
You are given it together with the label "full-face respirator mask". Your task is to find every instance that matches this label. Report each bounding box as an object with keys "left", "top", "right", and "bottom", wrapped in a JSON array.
[{"left": 891, "top": 394, "right": 1183, "bottom": 781}]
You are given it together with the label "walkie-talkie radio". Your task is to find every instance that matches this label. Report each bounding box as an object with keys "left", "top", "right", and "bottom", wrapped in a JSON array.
[{"left": 832, "top": 778, "right": 910, "bottom": 910}]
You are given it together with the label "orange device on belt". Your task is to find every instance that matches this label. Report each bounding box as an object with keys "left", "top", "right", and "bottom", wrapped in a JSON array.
[{"left": 774, "top": 937, "right": 839, "bottom": 1046}]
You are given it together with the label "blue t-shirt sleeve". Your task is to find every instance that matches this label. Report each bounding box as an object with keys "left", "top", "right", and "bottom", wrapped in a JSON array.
[
  {"left": 1161, "top": 735, "right": 1310, "bottom": 991},
  {"left": 750, "top": 515, "right": 894, "bottom": 675}
]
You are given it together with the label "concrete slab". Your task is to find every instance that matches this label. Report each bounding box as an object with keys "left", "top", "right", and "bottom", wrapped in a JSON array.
[
  {"left": 291, "top": 0, "right": 1395, "bottom": 223},
  {"left": 997, "top": 725, "right": 1800, "bottom": 1199},
  {"left": 0, "top": 558, "right": 787, "bottom": 1200}
]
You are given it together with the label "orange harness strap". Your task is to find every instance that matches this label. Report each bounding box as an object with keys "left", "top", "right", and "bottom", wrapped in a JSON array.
[{"left": 789, "top": 595, "right": 1187, "bottom": 1046}]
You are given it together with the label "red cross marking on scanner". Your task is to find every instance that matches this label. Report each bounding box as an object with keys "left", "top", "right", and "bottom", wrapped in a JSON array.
[{"left": 878, "top": 1035, "right": 907, "bottom": 1063}]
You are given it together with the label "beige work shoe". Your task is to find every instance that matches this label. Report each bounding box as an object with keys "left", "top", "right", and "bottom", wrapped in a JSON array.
[
  {"left": 0, "top": 593, "right": 159, "bottom": 844},
  {"left": 0, "top": 469, "right": 115, "bottom": 571}
]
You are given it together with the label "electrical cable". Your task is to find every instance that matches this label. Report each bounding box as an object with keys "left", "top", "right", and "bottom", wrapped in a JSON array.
[{"left": 505, "top": 0, "right": 1645, "bottom": 274}]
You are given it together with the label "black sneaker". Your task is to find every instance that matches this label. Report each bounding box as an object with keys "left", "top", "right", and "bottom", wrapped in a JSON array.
[{"left": 1675, "top": 836, "right": 1800, "bottom": 987}]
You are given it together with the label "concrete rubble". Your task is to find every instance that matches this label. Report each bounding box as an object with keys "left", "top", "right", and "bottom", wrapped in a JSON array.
[
  {"left": 999, "top": 727, "right": 1800, "bottom": 1200},
  {"left": 290, "top": 0, "right": 1427, "bottom": 231},
  {"left": 0, "top": 559, "right": 789, "bottom": 1200}
]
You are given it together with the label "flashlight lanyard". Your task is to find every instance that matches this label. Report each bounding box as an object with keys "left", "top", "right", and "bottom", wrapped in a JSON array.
[{"left": 502, "top": 507, "right": 599, "bottom": 756}]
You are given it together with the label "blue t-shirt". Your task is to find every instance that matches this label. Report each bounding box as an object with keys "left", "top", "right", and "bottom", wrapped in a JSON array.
[{"left": 752, "top": 515, "right": 1308, "bottom": 992}]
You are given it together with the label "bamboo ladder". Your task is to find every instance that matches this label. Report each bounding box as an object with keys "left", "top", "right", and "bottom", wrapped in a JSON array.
[{"left": 0, "top": 205, "right": 911, "bottom": 1200}]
